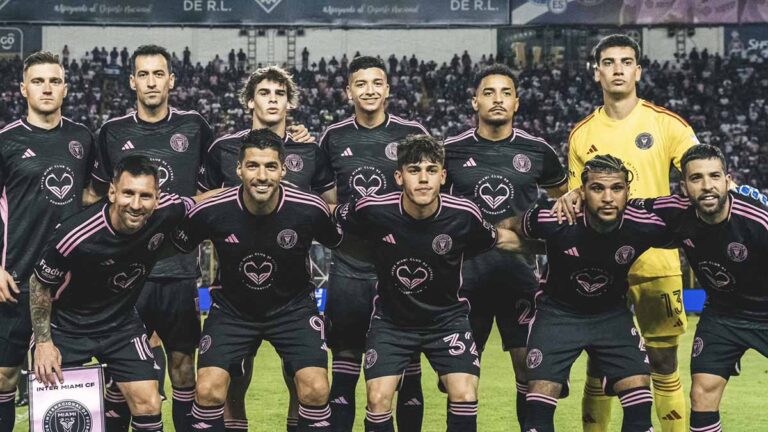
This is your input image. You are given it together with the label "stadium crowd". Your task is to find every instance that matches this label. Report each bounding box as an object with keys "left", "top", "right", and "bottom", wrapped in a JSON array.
[{"left": 0, "top": 45, "right": 765, "bottom": 192}]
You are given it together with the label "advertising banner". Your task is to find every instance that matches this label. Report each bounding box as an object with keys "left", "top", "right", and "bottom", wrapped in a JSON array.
[
  {"left": 724, "top": 24, "right": 768, "bottom": 58},
  {"left": 29, "top": 366, "right": 105, "bottom": 432}
]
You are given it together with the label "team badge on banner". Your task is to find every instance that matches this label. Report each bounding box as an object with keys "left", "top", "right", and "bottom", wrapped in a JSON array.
[{"left": 29, "top": 366, "right": 105, "bottom": 432}]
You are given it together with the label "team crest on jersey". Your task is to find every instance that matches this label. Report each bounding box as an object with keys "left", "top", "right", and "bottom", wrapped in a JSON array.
[
  {"left": 634, "top": 133, "right": 654, "bottom": 150},
  {"left": 239, "top": 253, "right": 277, "bottom": 290},
  {"left": 432, "top": 234, "right": 453, "bottom": 255},
  {"left": 512, "top": 154, "right": 532, "bottom": 173},
  {"left": 169, "top": 133, "right": 189, "bottom": 152},
  {"left": 698, "top": 261, "right": 735, "bottom": 292},
  {"left": 391, "top": 258, "right": 433, "bottom": 294},
  {"left": 68, "top": 141, "right": 84, "bottom": 159},
  {"left": 692, "top": 337, "right": 704, "bottom": 357},
  {"left": 277, "top": 229, "right": 298, "bottom": 249},
  {"left": 727, "top": 242, "right": 748, "bottom": 262},
  {"left": 199, "top": 335, "right": 212, "bottom": 354},
  {"left": 571, "top": 268, "right": 612, "bottom": 297},
  {"left": 364, "top": 349, "right": 378, "bottom": 369},
  {"left": 384, "top": 142, "right": 399, "bottom": 161},
  {"left": 614, "top": 246, "right": 636, "bottom": 264},
  {"left": 526, "top": 349, "right": 543, "bottom": 369},
  {"left": 41, "top": 166, "right": 76, "bottom": 206},
  {"left": 148, "top": 233, "right": 164, "bottom": 251},
  {"left": 110, "top": 264, "right": 147, "bottom": 292},
  {"left": 43, "top": 399, "right": 92, "bottom": 432},
  {"left": 474, "top": 175, "right": 514, "bottom": 215},
  {"left": 284, "top": 154, "right": 304, "bottom": 172},
  {"left": 349, "top": 166, "right": 386, "bottom": 197}
]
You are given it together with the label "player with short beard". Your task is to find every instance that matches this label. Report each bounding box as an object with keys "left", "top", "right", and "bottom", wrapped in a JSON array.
[{"left": 0, "top": 51, "right": 94, "bottom": 432}]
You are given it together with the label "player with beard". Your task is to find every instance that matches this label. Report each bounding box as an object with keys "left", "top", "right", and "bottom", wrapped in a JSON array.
[
  {"left": 555, "top": 34, "right": 699, "bottom": 432},
  {"left": 633, "top": 145, "right": 768, "bottom": 432},
  {"left": 198, "top": 66, "right": 333, "bottom": 432},
  {"left": 0, "top": 51, "right": 94, "bottom": 432},
  {"left": 519, "top": 155, "right": 675, "bottom": 432},
  {"left": 30, "top": 155, "right": 215, "bottom": 432},
  {"left": 173, "top": 129, "right": 341, "bottom": 432},
  {"left": 442, "top": 63, "right": 568, "bottom": 430},
  {"left": 335, "top": 135, "right": 539, "bottom": 432},
  {"left": 319, "top": 56, "right": 428, "bottom": 431}
]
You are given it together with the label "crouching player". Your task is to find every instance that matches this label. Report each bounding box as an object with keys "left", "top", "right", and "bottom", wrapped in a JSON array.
[
  {"left": 634, "top": 144, "right": 768, "bottom": 432},
  {"left": 517, "top": 155, "right": 675, "bottom": 432},
  {"left": 334, "top": 135, "right": 537, "bottom": 432},
  {"left": 30, "top": 155, "right": 206, "bottom": 432},
  {"left": 171, "top": 129, "right": 342, "bottom": 431}
]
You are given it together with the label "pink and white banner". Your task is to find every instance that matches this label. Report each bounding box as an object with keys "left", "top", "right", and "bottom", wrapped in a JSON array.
[{"left": 28, "top": 366, "right": 105, "bottom": 432}]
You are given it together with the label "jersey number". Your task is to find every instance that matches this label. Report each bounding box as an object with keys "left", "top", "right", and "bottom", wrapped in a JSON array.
[{"left": 660, "top": 290, "right": 683, "bottom": 318}]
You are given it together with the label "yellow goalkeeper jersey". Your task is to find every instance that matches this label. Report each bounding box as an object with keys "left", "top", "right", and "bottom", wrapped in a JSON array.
[{"left": 568, "top": 99, "right": 699, "bottom": 278}]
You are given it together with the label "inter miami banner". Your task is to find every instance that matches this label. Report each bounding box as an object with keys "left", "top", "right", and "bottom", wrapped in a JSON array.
[
  {"left": 29, "top": 366, "right": 105, "bottom": 432},
  {"left": 0, "top": 0, "right": 509, "bottom": 26}
]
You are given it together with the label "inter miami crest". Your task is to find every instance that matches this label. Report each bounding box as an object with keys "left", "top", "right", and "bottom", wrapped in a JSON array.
[
  {"left": 634, "top": 132, "right": 654, "bottom": 150},
  {"left": 43, "top": 400, "right": 92, "bottom": 432},
  {"left": 68, "top": 141, "right": 84, "bottom": 159}
]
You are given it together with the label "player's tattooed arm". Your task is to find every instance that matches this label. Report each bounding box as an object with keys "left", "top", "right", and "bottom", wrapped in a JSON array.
[
  {"left": 287, "top": 124, "right": 316, "bottom": 143},
  {"left": 550, "top": 188, "right": 582, "bottom": 225},
  {"left": 495, "top": 228, "right": 545, "bottom": 254},
  {"left": 194, "top": 187, "right": 227, "bottom": 203},
  {"left": 29, "top": 274, "right": 53, "bottom": 343}
]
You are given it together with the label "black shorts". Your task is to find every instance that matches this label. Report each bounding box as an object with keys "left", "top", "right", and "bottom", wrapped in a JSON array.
[
  {"left": 0, "top": 291, "right": 31, "bottom": 367},
  {"left": 136, "top": 277, "right": 200, "bottom": 354},
  {"left": 526, "top": 299, "right": 649, "bottom": 394},
  {"left": 198, "top": 297, "right": 327, "bottom": 377},
  {"left": 461, "top": 249, "right": 537, "bottom": 351},
  {"left": 690, "top": 311, "right": 768, "bottom": 379},
  {"left": 49, "top": 320, "right": 157, "bottom": 383},
  {"left": 325, "top": 273, "right": 377, "bottom": 353},
  {"left": 363, "top": 315, "right": 480, "bottom": 381}
]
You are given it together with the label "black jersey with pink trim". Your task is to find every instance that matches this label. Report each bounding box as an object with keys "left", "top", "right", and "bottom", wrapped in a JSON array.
[
  {"left": 32, "top": 194, "right": 192, "bottom": 335},
  {"left": 0, "top": 117, "right": 94, "bottom": 292},
  {"left": 638, "top": 193, "right": 768, "bottom": 322},
  {"left": 334, "top": 192, "right": 497, "bottom": 327},
  {"left": 198, "top": 129, "right": 335, "bottom": 194},
  {"left": 171, "top": 185, "right": 341, "bottom": 319},
  {"left": 522, "top": 201, "right": 674, "bottom": 313},
  {"left": 92, "top": 107, "right": 214, "bottom": 279},
  {"left": 443, "top": 128, "right": 567, "bottom": 225}
]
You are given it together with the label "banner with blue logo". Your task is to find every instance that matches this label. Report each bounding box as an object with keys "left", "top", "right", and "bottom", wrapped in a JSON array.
[{"left": 29, "top": 365, "right": 105, "bottom": 432}]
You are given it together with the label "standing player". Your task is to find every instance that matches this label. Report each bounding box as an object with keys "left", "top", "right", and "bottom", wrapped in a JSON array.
[
  {"left": 442, "top": 63, "right": 568, "bottom": 429},
  {"left": 172, "top": 129, "right": 341, "bottom": 432},
  {"left": 520, "top": 155, "right": 672, "bottom": 432},
  {"left": 335, "top": 135, "right": 534, "bottom": 432},
  {"left": 319, "top": 55, "right": 428, "bottom": 431},
  {"left": 87, "top": 44, "right": 213, "bottom": 431},
  {"left": 30, "top": 156, "right": 203, "bottom": 432},
  {"left": 557, "top": 34, "right": 698, "bottom": 432},
  {"left": 0, "top": 51, "right": 94, "bottom": 432},
  {"left": 636, "top": 145, "right": 768, "bottom": 432}
]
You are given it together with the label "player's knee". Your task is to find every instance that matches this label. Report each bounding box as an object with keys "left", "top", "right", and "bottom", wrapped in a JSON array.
[
  {"left": 690, "top": 375, "right": 724, "bottom": 411},
  {"left": 645, "top": 344, "right": 678, "bottom": 374},
  {"left": 295, "top": 373, "right": 330, "bottom": 405},
  {"left": 366, "top": 386, "right": 394, "bottom": 412},
  {"left": 168, "top": 351, "right": 196, "bottom": 386},
  {"left": 195, "top": 377, "right": 227, "bottom": 405},
  {"left": 127, "top": 389, "right": 162, "bottom": 416},
  {"left": 0, "top": 366, "right": 20, "bottom": 391},
  {"left": 614, "top": 374, "right": 650, "bottom": 393}
]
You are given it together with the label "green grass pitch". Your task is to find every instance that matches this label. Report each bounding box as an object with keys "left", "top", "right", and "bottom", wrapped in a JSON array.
[{"left": 14, "top": 315, "right": 768, "bottom": 431}]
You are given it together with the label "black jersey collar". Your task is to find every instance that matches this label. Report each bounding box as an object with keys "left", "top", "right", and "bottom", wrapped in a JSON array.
[
  {"left": 237, "top": 184, "right": 286, "bottom": 216},
  {"left": 133, "top": 107, "right": 172, "bottom": 125},
  {"left": 352, "top": 113, "right": 390, "bottom": 130},
  {"left": 399, "top": 192, "right": 442, "bottom": 221},
  {"left": 21, "top": 117, "right": 63, "bottom": 132},
  {"left": 473, "top": 128, "right": 514, "bottom": 144}
]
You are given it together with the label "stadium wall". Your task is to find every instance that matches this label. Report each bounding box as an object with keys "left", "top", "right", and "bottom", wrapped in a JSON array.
[
  {"left": 42, "top": 26, "right": 497, "bottom": 66},
  {"left": 642, "top": 27, "right": 723, "bottom": 60}
]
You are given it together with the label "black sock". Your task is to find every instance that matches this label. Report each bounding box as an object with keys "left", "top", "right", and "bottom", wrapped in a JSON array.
[
  {"left": 329, "top": 358, "right": 361, "bottom": 431},
  {"left": 172, "top": 386, "right": 195, "bottom": 431},
  {"left": 515, "top": 381, "right": 528, "bottom": 431},
  {"left": 130, "top": 414, "right": 163, "bottom": 431},
  {"left": 690, "top": 411, "right": 721, "bottom": 432},
  {"left": 105, "top": 385, "right": 131, "bottom": 432},
  {"left": 224, "top": 419, "right": 248, "bottom": 431},
  {"left": 190, "top": 401, "right": 224, "bottom": 431},
  {"left": 396, "top": 361, "right": 424, "bottom": 432},
  {"left": 152, "top": 346, "right": 167, "bottom": 399},
  {"left": 524, "top": 393, "right": 557, "bottom": 432},
  {"left": 364, "top": 409, "right": 394, "bottom": 432},
  {"left": 617, "top": 386, "right": 653, "bottom": 432},
  {"left": 298, "top": 403, "right": 331, "bottom": 431},
  {"left": 285, "top": 416, "right": 298, "bottom": 432},
  {"left": 0, "top": 391, "right": 16, "bottom": 432},
  {"left": 447, "top": 400, "right": 478, "bottom": 432}
]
